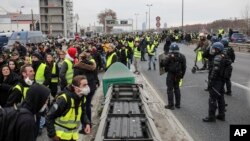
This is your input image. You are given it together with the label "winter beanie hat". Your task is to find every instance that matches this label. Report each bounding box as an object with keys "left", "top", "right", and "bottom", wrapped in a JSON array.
[{"left": 67, "top": 47, "right": 77, "bottom": 58}]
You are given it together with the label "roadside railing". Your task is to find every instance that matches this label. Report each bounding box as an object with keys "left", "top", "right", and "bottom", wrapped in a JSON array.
[{"left": 229, "top": 43, "right": 250, "bottom": 53}]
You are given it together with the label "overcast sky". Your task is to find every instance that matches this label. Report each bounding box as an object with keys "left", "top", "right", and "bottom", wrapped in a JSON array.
[{"left": 1, "top": 0, "right": 249, "bottom": 29}]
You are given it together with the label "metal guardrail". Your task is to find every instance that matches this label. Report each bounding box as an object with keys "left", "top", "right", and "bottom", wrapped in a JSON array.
[{"left": 229, "top": 43, "right": 250, "bottom": 53}]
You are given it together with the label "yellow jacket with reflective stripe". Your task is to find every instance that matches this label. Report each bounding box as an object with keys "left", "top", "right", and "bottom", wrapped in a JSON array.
[
  {"left": 13, "top": 84, "right": 29, "bottom": 102},
  {"left": 64, "top": 58, "right": 73, "bottom": 85},
  {"left": 51, "top": 62, "right": 59, "bottom": 83},
  {"left": 35, "top": 63, "right": 46, "bottom": 84},
  {"left": 147, "top": 44, "right": 155, "bottom": 56},
  {"left": 106, "top": 52, "right": 116, "bottom": 68},
  {"left": 55, "top": 93, "right": 86, "bottom": 140}
]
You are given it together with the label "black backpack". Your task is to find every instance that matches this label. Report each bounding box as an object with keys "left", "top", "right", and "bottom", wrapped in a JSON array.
[{"left": 0, "top": 105, "right": 30, "bottom": 141}]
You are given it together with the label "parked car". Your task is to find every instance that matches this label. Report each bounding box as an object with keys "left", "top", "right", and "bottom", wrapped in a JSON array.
[
  {"left": 4, "top": 31, "right": 44, "bottom": 50},
  {"left": 230, "top": 33, "right": 247, "bottom": 43}
]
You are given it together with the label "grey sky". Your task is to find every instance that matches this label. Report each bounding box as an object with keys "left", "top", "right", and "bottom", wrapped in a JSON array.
[{"left": 1, "top": 0, "right": 249, "bottom": 29}]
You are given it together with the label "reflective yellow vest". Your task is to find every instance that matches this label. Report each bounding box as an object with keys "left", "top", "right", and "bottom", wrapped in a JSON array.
[
  {"left": 13, "top": 84, "right": 29, "bottom": 102},
  {"left": 128, "top": 41, "right": 134, "bottom": 50},
  {"left": 51, "top": 63, "right": 59, "bottom": 83},
  {"left": 147, "top": 45, "right": 155, "bottom": 56},
  {"left": 64, "top": 59, "right": 73, "bottom": 85},
  {"left": 134, "top": 47, "right": 141, "bottom": 58},
  {"left": 135, "top": 36, "right": 140, "bottom": 41},
  {"left": 146, "top": 36, "right": 150, "bottom": 42},
  {"left": 153, "top": 40, "right": 158, "bottom": 46},
  {"left": 106, "top": 52, "right": 116, "bottom": 68},
  {"left": 35, "top": 63, "right": 46, "bottom": 84},
  {"left": 55, "top": 93, "right": 86, "bottom": 140}
]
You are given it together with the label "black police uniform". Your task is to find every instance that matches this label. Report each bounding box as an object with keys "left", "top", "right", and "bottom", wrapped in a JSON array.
[
  {"left": 203, "top": 52, "right": 231, "bottom": 122},
  {"left": 164, "top": 47, "right": 186, "bottom": 110},
  {"left": 223, "top": 46, "right": 235, "bottom": 95}
]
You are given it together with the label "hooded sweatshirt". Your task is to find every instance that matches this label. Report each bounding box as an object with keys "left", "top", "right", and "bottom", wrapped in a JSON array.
[{"left": 6, "top": 84, "right": 50, "bottom": 141}]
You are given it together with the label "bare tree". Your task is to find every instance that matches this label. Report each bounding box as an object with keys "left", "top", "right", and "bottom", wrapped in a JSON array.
[{"left": 97, "top": 9, "right": 117, "bottom": 33}]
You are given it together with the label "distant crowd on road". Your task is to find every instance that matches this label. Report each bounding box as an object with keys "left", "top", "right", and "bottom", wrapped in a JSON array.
[{"left": 0, "top": 28, "right": 236, "bottom": 141}]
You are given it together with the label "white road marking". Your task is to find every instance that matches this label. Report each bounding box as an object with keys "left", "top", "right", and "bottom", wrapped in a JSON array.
[
  {"left": 232, "top": 81, "right": 250, "bottom": 91},
  {"left": 140, "top": 72, "right": 194, "bottom": 141}
]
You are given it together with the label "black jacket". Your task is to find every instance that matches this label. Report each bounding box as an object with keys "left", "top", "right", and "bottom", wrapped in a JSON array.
[
  {"left": 46, "top": 87, "right": 90, "bottom": 138},
  {"left": 6, "top": 79, "right": 31, "bottom": 107},
  {"left": 0, "top": 72, "right": 19, "bottom": 107},
  {"left": 164, "top": 52, "right": 186, "bottom": 79},
  {"left": 4, "top": 84, "right": 50, "bottom": 141},
  {"left": 74, "top": 59, "right": 99, "bottom": 90}
]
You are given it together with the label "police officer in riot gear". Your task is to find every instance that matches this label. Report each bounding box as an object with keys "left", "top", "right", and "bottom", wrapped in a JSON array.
[
  {"left": 163, "top": 43, "right": 186, "bottom": 110},
  {"left": 220, "top": 39, "right": 235, "bottom": 96},
  {"left": 203, "top": 42, "right": 231, "bottom": 122}
]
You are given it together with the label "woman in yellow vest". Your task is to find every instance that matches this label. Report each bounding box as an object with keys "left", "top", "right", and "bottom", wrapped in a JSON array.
[
  {"left": 45, "top": 53, "right": 59, "bottom": 97},
  {"left": 46, "top": 75, "right": 91, "bottom": 141}
]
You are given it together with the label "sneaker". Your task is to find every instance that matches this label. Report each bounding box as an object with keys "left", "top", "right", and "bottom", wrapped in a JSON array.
[{"left": 165, "top": 105, "right": 175, "bottom": 110}]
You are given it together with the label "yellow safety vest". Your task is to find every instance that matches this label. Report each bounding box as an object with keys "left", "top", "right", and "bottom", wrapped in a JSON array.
[
  {"left": 13, "top": 84, "right": 29, "bottom": 102},
  {"left": 134, "top": 47, "right": 141, "bottom": 58},
  {"left": 153, "top": 40, "right": 158, "bottom": 46},
  {"left": 106, "top": 52, "right": 116, "bottom": 68},
  {"left": 51, "top": 63, "right": 59, "bottom": 83},
  {"left": 147, "top": 45, "right": 155, "bottom": 56},
  {"left": 146, "top": 36, "right": 150, "bottom": 42},
  {"left": 55, "top": 93, "right": 86, "bottom": 140},
  {"left": 128, "top": 41, "right": 134, "bottom": 50},
  {"left": 35, "top": 63, "right": 46, "bottom": 84},
  {"left": 135, "top": 36, "right": 140, "bottom": 41},
  {"left": 64, "top": 59, "right": 73, "bottom": 85}
]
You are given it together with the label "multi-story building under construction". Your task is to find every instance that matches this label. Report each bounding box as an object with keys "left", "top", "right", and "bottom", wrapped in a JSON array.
[{"left": 39, "top": 0, "right": 73, "bottom": 37}]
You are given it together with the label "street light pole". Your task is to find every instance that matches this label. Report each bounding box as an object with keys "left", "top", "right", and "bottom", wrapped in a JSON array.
[
  {"left": 134, "top": 13, "right": 139, "bottom": 31},
  {"left": 146, "top": 4, "right": 152, "bottom": 30},
  {"left": 145, "top": 12, "right": 148, "bottom": 31},
  {"left": 17, "top": 6, "right": 24, "bottom": 31},
  {"left": 182, "top": 0, "right": 184, "bottom": 32}
]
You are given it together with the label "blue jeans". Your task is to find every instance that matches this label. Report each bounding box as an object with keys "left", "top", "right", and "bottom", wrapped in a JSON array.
[{"left": 148, "top": 55, "right": 155, "bottom": 69}]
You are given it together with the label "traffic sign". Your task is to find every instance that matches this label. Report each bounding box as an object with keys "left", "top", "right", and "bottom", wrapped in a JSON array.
[
  {"left": 156, "top": 22, "right": 161, "bottom": 27},
  {"left": 156, "top": 16, "right": 161, "bottom": 21}
]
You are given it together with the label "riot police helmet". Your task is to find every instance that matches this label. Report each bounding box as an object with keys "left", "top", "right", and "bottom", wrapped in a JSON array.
[
  {"left": 169, "top": 43, "right": 179, "bottom": 53},
  {"left": 220, "top": 38, "right": 229, "bottom": 47}
]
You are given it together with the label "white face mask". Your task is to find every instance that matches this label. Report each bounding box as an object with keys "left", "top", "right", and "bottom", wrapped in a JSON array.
[
  {"left": 78, "top": 86, "right": 90, "bottom": 97},
  {"left": 24, "top": 77, "right": 34, "bottom": 86},
  {"left": 39, "top": 103, "right": 47, "bottom": 113}
]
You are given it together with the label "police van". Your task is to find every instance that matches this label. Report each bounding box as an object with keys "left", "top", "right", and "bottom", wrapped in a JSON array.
[{"left": 4, "top": 31, "right": 44, "bottom": 50}]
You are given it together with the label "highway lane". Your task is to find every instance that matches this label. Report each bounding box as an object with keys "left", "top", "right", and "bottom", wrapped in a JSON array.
[{"left": 140, "top": 42, "right": 250, "bottom": 141}]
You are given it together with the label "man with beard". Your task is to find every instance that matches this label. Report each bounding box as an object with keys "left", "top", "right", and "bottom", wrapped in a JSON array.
[{"left": 6, "top": 64, "right": 35, "bottom": 106}]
